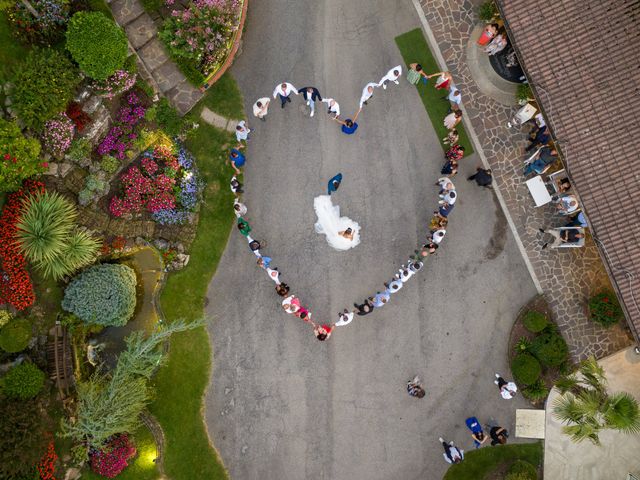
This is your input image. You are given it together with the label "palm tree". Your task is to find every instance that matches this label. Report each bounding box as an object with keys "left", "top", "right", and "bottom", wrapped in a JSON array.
[{"left": 552, "top": 356, "right": 640, "bottom": 445}]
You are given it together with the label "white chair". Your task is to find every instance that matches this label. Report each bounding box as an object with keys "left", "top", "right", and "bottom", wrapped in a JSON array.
[{"left": 546, "top": 169, "right": 570, "bottom": 194}]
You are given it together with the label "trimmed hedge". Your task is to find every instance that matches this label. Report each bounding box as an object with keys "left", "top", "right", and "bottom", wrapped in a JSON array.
[
  {"left": 507, "top": 460, "right": 537, "bottom": 480},
  {"left": 1, "top": 362, "right": 45, "bottom": 399},
  {"left": 0, "top": 318, "right": 32, "bottom": 353},
  {"left": 511, "top": 354, "right": 541, "bottom": 385},
  {"left": 12, "top": 49, "right": 80, "bottom": 129},
  {"left": 522, "top": 311, "right": 548, "bottom": 333},
  {"left": 66, "top": 12, "right": 128, "bottom": 80},
  {"left": 530, "top": 331, "right": 568, "bottom": 367},
  {"left": 62, "top": 263, "right": 137, "bottom": 327}
]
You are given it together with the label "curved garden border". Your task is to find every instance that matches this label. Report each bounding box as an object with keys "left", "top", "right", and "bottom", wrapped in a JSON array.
[{"left": 202, "top": 0, "right": 249, "bottom": 90}]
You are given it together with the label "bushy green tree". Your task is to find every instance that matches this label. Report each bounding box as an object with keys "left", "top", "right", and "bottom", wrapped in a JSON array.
[
  {"left": 66, "top": 12, "right": 128, "bottom": 80},
  {"left": 511, "top": 353, "right": 542, "bottom": 385},
  {"left": 0, "top": 119, "right": 43, "bottom": 192},
  {"left": 1, "top": 362, "right": 46, "bottom": 399},
  {"left": 17, "top": 191, "right": 101, "bottom": 279},
  {"left": 62, "top": 320, "right": 203, "bottom": 448},
  {"left": 62, "top": 264, "right": 137, "bottom": 327},
  {"left": 12, "top": 49, "right": 80, "bottom": 130},
  {"left": 553, "top": 356, "right": 640, "bottom": 445},
  {"left": 0, "top": 318, "right": 32, "bottom": 353}
]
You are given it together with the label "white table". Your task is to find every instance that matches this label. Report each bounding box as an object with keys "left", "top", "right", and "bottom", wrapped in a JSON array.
[{"left": 526, "top": 175, "right": 552, "bottom": 207}]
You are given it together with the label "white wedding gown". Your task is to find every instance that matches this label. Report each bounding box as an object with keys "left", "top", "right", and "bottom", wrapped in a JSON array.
[{"left": 314, "top": 195, "right": 361, "bottom": 251}]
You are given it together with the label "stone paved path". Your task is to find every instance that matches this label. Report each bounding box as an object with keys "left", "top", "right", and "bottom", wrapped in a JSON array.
[
  {"left": 111, "top": 0, "right": 203, "bottom": 115},
  {"left": 417, "top": 0, "right": 632, "bottom": 359}
]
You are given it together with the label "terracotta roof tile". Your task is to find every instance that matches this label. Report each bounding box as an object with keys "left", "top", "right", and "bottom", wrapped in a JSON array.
[{"left": 498, "top": 0, "right": 640, "bottom": 338}]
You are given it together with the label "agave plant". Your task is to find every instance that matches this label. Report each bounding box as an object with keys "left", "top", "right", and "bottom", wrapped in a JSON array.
[
  {"left": 16, "top": 191, "right": 76, "bottom": 265},
  {"left": 36, "top": 229, "right": 101, "bottom": 280},
  {"left": 553, "top": 356, "right": 640, "bottom": 445}
]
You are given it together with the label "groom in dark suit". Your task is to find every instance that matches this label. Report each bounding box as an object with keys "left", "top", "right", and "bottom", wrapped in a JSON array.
[{"left": 300, "top": 86, "right": 323, "bottom": 117}]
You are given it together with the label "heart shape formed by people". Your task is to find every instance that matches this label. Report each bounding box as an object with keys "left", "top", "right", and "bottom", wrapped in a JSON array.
[{"left": 229, "top": 69, "right": 458, "bottom": 342}]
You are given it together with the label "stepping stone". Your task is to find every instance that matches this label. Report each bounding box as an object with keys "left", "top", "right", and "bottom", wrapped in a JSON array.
[
  {"left": 167, "top": 81, "right": 204, "bottom": 115},
  {"left": 200, "top": 106, "right": 229, "bottom": 130},
  {"left": 111, "top": 0, "right": 144, "bottom": 26},
  {"left": 138, "top": 38, "right": 170, "bottom": 72},
  {"left": 154, "top": 61, "right": 187, "bottom": 94},
  {"left": 125, "top": 14, "right": 157, "bottom": 49}
]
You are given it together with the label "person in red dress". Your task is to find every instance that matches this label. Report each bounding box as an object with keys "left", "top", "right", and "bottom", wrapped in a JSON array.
[
  {"left": 427, "top": 71, "right": 453, "bottom": 90},
  {"left": 312, "top": 322, "right": 334, "bottom": 341}
]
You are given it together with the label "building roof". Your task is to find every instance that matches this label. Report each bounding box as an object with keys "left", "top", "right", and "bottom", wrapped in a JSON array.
[{"left": 497, "top": 0, "right": 640, "bottom": 339}]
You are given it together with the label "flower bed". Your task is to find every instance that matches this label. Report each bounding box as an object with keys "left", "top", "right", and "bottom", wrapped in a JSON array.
[
  {"left": 0, "top": 180, "right": 45, "bottom": 311},
  {"left": 109, "top": 143, "right": 202, "bottom": 225},
  {"left": 42, "top": 112, "right": 74, "bottom": 158},
  {"left": 159, "top": 0, "right": 241, "bottom": 81},
  {"left": 91, "top": 69, "right": 137, "bottom": 100},
  {"left": 97, "top": 91, "right": 146, "bottom": 159},
  {"left": 89, "top": 434, "right": 137, "bottom": 478}
]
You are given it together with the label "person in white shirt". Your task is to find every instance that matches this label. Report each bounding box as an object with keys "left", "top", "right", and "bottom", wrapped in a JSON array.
[
  {"left": 322, "top": 98, "right": 340, "bottom": 118},
  {"left": 436, "top": 177, "right": 455, "bottom": 193},
  {"left": 359, "top": 82, "right": 378, "bottom": 108},
  {"left": 431, "top": 229, "right": 446, "bottom": 244},
  {"left": 265, "top": 267, "right": 281, "bottom": 285},
  {"left": 397, "top": 266, "right": 415, "bottom": 282},
  {"left": 495, "top": 373, "right": 518, "bottom": 399},
  {"left": 439, "top": 438, "right": 464, "bottom": 464},
  {"left": 335, "top": 309, "right": 354, "bottom": 327},
  {"left": 556, "top": 194, "right": 579, "bottom": 214},
  {"left": 273, "top": 82, "right": 298, "bottom": 108},
  {"left": 252, "top": 97, "right": 270, "bottom": 121},
  {"left": 233, "top": 198, "right": 247, "bottom": 218},
  {"left": 235, "top": 120, "right": 251, "bottom": 144},
  {"left": 439, "top": 190, "right": 457, "bottom": 206},
  {"left": 378, "top": 65, "right": 402, "bottom": 89},
  {"left": 447, "top": 88, "right": 462, "bottom": 111}
]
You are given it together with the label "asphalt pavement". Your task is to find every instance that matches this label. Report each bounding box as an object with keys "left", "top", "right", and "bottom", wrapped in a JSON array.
[{"left": 204, "top": 0, "right": 538, "bottom": 478}]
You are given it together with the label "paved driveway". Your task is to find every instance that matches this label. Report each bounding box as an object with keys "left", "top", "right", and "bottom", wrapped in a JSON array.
[{"left": 204, "top": 0, "right": 537, "bottom": 478}]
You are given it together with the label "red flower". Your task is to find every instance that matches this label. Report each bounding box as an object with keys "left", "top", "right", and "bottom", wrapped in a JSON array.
[{"left": 41, "top": 162, "right": 49, "bottom": 168}]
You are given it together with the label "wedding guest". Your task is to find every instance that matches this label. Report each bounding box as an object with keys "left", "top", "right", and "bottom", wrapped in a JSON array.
[
  {"left": 337, "top": 118, "right": 358, "bottom": 135},
  {"left": 428, "top": 71, "right": 453, "bottom": 90},
  {"left": 335, "top": 309, "right": 354, "bottom": 327},
  {"left": 555, "top": 194, "right": 579, "bottom": 214},
  {"left": 408, "top": 258, "right": 424, "bottom": 273},
  {"left": 494, "top": 373, "right": 518, "bottom": 399},
  {"left": 273, "top": 82, "right": 298, "bottom": 108},
  {"left": 430, "top": 229, "right": 446, "bottom": 244},
  {"left": 485, "top": 31, "right": 508, "bottom": 56},
  {"left": 359, "top": 82, "right": 378, "bottom": 108},
  {"left": 445, "top": 144, "right": 465, "bottom": 162},
  {"left": 252, "top": 97, "right": 270, "bottom": 121},
  {"left": 237, "top": 218, "right": 251, "bottom": 236},
  {"left": 439, "top": 438, "right": 464, "bottom": 464},
  {"left": 430, "top": 215, "right": 448, "bottom": 230},
  {"left": 378, "top": 65, "right": 402, "bottom": 89},
  {"left": 372, "top": 291, "right": 390, "bottom": 307},
  {"left": 407, "top": 376, "right": 426, "bottom": 398},
  {"left": 398, "top": 266, "right": 415, "bottom": 283},
  {"left": 327, "top": 173, "right": 343, "bottom": 195},
  {"left": 384, "top": 278, "right": 403, "bottom": 294},
  {"left": 447, "top": 89, "right": 462, "bottom": 111},
  {"left": 313, "top": 323, "right": 334, "bottom": 341},
  {"left": 235, "top": 120, "right": 251, "bottom": 145},
  {"left": 257, "top": 256, "right": 272, "bottom": 269},
  {"left": 230, "top": 176, "right": 243, "bottom": 195},
  {"left": 439, "top": 190, "right": 457, "bottom": 206},
  {"left": 300, "top": 86, "right": 323, "bottom": 117},
  {"left": 282, "top": 294, "right": 301, "bottom": 314},
  {"left": 322, "top": 98, "right": 341, "bottom": 118},
  {"left": 436, "top": 177, "right": 456, "bottom": 193},
  {"left": 266, "top": 267, "right": 281, "bottom": 285},
  {"left": 441, "top": 158, "right": 458, "bottom": 176},
  {"left": 443, "top": 129, "right": 459, "bottom": 146},
  {"left": 416, "top": 242, "right": 438, "bottom": 257},
  {"left": 477, "top": 23, "right": 499, "bottom": 46},
  {"left": 229, "top": 148, "right": 245, "bottom": 174},
  {"left": 406, "top": 63, "right": 428, "bottom": 85},
  {"left": 354, "top": 299, "right": 375, "bottom": 316},
  {"left": 275, "top": 283, "right": 290, "bottom": 297},
  {"left": 438, "top": 203, "right": 455, "bottom": 218},
  {"left": 444, "top": 110, "right": 463, "bottom": 130},
  {"left": 468, "top": 167, "right": 493, "bottom": 188},
  {"left": 233, "top": 198, "right": 247, "bottom": 218}
]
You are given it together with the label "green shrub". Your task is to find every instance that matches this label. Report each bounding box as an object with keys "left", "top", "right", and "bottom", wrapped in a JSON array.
[
  {"left": 588, "top": 291, "right": 624, "bottom": 327},
  {"left": 17, "top": 191, "right": 100, "bottom": 279},
  {"left": 523, "top": 311, "right": 548, "bottom": 333},
  {"left": 0, "top": 310, "right": 12, "bottom": 328},
  {"left": 62, "top": 263, "right": 137, "bottom": 327},
  {"left": 85, "top": 174, "right": 108, "bottom": 193},
  {"left": 1, "top": 362, "right": 45, "bottom": 399},
  {"left": 514, "top": 336, "right": 532, "bottom": 354},
  {"left": 507, "top": 460, "right": 537, "bottom": 480},
  {"left": 67, "top": 138, "right": 92, "bottom": 164},
  {"left": 516, "top": 84, "right": 533, "bottom": 103},
  {"left": 530, "top": 331, "right": 568, "bottom": 367},
  {"left": 522, "top": 379, "right": 550, "bottom": 402},
  {"left": 66, "top": 12, "right": 128, "bottom": 80},
  {"left": 478, "top": 1, "right": 499, "bottom": 21},
  {"left": 0, "top": 318, "right": 32, "bottom": 353},
  {"left": 511, "top": 354, "right": 542, "bottom": 385},
  {"left": 0, "top": 119, "right": 43, "bottom": 192},
  {"left": 123, "top": 54, "right": 138, "bottom": 74},
  {"left": 12, "top": 49, "right": 80, "bottom": 130},
  {"left": 154, "top": 98, "right": 183, "bottom": 136},
  {"left": 78, "top": 188, "right": 94, "bottom": 206},
  {"left": 100, "top": 155, "right": 120, "bottom": 174}
]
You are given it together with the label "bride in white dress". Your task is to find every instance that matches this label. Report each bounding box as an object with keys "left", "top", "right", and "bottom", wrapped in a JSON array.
[{"left": 314, "top": 195, "right": 361, "bottom": 250}]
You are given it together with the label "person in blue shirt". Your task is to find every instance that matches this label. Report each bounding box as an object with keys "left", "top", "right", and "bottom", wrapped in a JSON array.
[
  {"left": 327, "top": 173, "right": 342, "bottom": 195},
  {"left": 229, "top": 148, "right": 246, "bottom": 174},
  {"left": 257, "top": 256, "right": 272, "bottom": 269}
]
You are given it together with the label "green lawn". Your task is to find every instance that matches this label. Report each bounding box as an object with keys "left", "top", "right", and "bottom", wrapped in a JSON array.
[
  {"left": 147, "top": 79, "right": 244, "bottom": 480},
  {"left": 0, "top": 11, "right": 29, "bottom": 82},
  {"left": 443, "top": 442, "right": 543, "bottom": 479},
  {"left": 395, "top": 29, "right": 474, "bottom": 154},
  {"left": 201, "top": 72, "right": 245, "bottom": 120}
]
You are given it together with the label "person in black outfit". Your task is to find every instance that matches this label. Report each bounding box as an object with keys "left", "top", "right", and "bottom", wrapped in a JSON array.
[
  {"left": 539, "top": 227, "right": 584, "bottom": 249},
  {"left": 489, "top": 425, "right": 508, "bottom": 446},
  {"left": 300, "top": 87, "right": 323, "bottom": 117},
  {"left": 467, "top": 167, "right": 493, "bottom": 188},
  {"left": 354, "top": 299, "right": 374, "bottom": 316}
]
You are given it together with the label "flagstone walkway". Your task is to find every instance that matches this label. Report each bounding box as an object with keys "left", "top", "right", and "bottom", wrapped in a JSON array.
[
  {"left": 111, "top": 0, "right": 203, "bottom": 114},
  {"left": 417, "top": 0, "right": 632, "bottom": 360}
]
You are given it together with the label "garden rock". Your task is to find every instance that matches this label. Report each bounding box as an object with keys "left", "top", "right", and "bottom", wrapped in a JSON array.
[
  {"left": 82, "top": 95, "right": 102, "bottom": 115},
  {"left": 82, "top": 105, "right": 110, "bottom": 145},
  {"left": 3, "top": 82, "right": 13, "bottom": 95},
  {"left": 74, "top": 88, "right": 91, "bottom": 103},
  {"left": 64, "top": 467, "right": 81, "bottom": 480},
  {"left": 4, "top": 96, "right": 11, "bottom": 106},
  {"left": 135, "top": 236, "right": 147, "bottom": 246},
  {"left": 154, "top": 238, "right": 170, "bottom": 250},
  {"left": 175, "top": 242, "right": 184, "bottom": 253},
  {"left": 58, "top": 163, "right": 73, "bottom": 178},
  {"left": 44, "top": 163, "right": 59, "bottom": 176}
]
